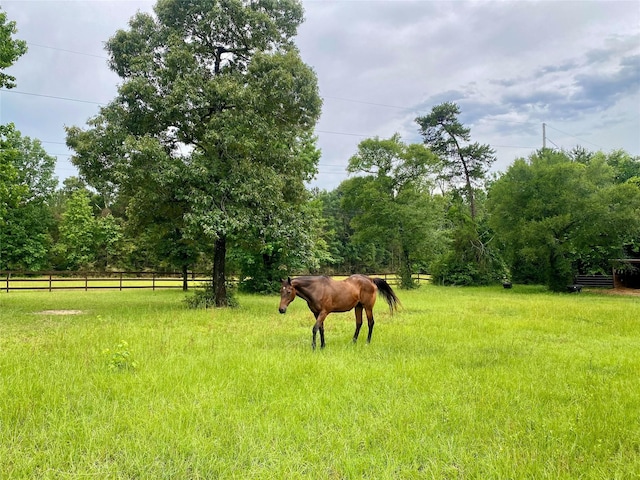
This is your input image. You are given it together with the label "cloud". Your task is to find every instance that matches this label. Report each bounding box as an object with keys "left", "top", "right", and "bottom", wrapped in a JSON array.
[
  {"left": 574, "top": 54, "right": 640, "bottom": 105},
  {"left": 1, "top": 0, "right": 639, "bottom": 190}
]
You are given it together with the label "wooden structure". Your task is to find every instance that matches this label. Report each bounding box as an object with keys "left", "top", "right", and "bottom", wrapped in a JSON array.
[
  {"left": 612, "top": 259, "right": 640, "bottom": 289},
  {"left": 573, "top": 275, "right": 614, "bottom": 288}
]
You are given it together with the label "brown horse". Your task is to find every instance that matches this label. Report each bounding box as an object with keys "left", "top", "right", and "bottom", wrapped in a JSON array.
[{"left": 278, "top": 275, "right": 400, "bottom": 349}]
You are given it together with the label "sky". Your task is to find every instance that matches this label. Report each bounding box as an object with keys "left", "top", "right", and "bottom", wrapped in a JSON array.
[{"left": 1, "top": 0, "right": 639, "bottom": 191}]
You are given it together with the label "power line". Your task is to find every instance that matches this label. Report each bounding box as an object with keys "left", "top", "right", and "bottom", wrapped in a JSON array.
[
  {"left": 0, "top": 88, "right": 107, "bottom": 106},
  {"left": 26, "top": 41, "right": 109, "bottom": 60},
  {"left": 317, "top": 129, "right": 369, "bottom": 138},
  {"left": 2, "top": 89, "right": 549, "bottom": 153},
  {"left": 13, "top": 39, "right": 633, "bottom": 154},
  {"left": 491, "top": 144, "right": 538, "bottom": 149},
  {"left": 545, "top": 124, "right": 606, "bottom": 150},
  {"left": 323, "top": 95, "right": 415, "bottom": 111},
  {"left": 0, "top": 43, "right": 616, "bottom": 156},
  {"left": 545, "top": 137, "right": 561, "bottom": 150}
]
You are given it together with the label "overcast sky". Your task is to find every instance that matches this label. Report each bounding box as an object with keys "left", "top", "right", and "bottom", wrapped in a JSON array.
[{"left": 2, "top": 0, "right": 639, "bottom": 191}]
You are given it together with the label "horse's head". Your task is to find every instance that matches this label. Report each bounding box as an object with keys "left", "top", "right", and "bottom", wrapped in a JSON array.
[{"left": 278, "top": 277, "right": 296, "bottom": 314}]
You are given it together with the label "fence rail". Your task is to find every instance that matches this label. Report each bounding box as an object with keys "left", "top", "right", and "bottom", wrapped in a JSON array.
[
  {"left": 0, "top": 271, "right": 430, "bottom": 293},
  {"left": 0, "top": 271, "right": 211, "bottom": 293},
  {"left": 573, "top": 274, "right": 614, "bottom": 288}
]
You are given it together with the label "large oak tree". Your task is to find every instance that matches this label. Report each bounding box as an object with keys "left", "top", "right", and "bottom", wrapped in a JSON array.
[{"left": 67, "top": 0, "right": 321, "bottom": 305}]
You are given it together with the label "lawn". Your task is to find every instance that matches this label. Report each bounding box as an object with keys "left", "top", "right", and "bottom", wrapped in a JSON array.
[{"left": 0, "top": 285, "right": 638, "bottom": 479}]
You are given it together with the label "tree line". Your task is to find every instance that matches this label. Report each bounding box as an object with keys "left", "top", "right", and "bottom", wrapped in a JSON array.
[{"left": 2, "top": 2, "right": 639, "bottom": 306}]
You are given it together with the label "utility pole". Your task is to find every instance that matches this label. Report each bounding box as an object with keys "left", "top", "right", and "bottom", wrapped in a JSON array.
[{"left": 542, "top": 123, "right": 546, "bottom": 149}]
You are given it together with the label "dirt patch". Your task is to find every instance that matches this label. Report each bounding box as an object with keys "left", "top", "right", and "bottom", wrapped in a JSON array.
[
  {"left": 587, "top": 287, "right": 640, "bottom": 297},
  {"left": 36, "top": 310, "right": 85, "bottom": 315}
]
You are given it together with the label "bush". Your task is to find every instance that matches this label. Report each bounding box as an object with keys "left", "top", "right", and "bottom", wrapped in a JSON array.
[{"left": 185, "top": 282, "right": 238, "bottom": 309}]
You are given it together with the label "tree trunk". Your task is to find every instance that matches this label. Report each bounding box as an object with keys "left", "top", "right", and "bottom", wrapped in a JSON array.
[
  {"left": 458, "top": 151, "right": 476, "bottom": 221},
  {"left": 212, "top": 235, "right": 227, "bottom": 306},
  {"left": 182, "top": 264, "right": 188, "bottom": 291},
  {"left": 399, "top": 246, "right": 415, "bottom": 289},
  {"left": 466, "top": 178, "right": 476, "bottom": 221}
]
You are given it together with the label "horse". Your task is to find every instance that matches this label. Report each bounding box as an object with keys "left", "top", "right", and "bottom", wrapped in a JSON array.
[{"left": 278, "top": 275, "right": 400, "bottom": 349}]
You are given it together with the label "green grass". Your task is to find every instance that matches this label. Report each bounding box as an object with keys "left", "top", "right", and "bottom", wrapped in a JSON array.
[{"left": 0, "top": 285, "right": 638, "bottom": 479}]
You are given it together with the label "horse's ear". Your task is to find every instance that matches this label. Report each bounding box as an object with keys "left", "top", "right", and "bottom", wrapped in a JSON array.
[{"left": 287, "top": 277, "right": 292, "bottom": 285}]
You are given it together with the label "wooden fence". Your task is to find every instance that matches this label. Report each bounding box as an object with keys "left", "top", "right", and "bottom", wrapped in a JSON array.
[
  {"left": 0, "top": 271, "right": 211, "bottom": 293},
  {"left": 573, "top": 274, "right": 614, "bottom": 288},
  {"left": 0, "top": 271, "right": 430, "bottom": 293}
]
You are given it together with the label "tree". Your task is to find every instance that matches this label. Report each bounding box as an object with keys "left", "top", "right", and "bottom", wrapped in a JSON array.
[
  {"left": 1, "top": 8, "right": 27, "bottom": 227},
  {"left": 416, "top": 102, "right": 495, "bottom": 220},
  {"left": 232, "top": 193, "right": 333, "bottom": 293},
  {"left": 0, "top": 8, "right": 27, "bottom": 89},
  {"left": 67, "top": 0, "right": 321, "bottom": 306},
  {"left": 0, "top": 125, "right": 56, "bottom": 270},
  {"left": 429, "top": 190, "right": 505, "bottom": 286},
  {"left": 0, "top": 126, "right": 26, "bottom": 220},
  {"left": 345, "top": 134, "right": 443, "bottom": 288},
  {"left": 54, "top": 190, "right": 98, "bottom": 270},
  {"left": 315, "top": 186, "right": 368, "bottom": 274},
  {"left": 488, "top": 149, "right": 640, "bottom": 291},
  {"left": 415, "top": 103, "right": 501, "bottom": 285},
  {"left": 1, "top": 10, "right": 27, "bottom": 236},
  {"left": 50, "top": 186, "right": 124, "bottom": 271}
]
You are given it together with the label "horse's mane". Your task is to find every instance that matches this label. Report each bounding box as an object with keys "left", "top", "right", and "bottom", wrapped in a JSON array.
[
  {"left": 291, "top": 276, "right": 330, "bottom": 302},
  {"left": 292, "top": 275, "right": 330, "bottom": 286}
]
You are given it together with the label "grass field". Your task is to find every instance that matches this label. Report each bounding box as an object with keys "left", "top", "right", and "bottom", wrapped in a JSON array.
[{"left": 0, "top": 285, "right": 638, "bottom": 479}]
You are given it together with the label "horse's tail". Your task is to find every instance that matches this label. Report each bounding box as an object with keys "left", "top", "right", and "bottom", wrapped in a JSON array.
[{"left": 372, "top": 277, "right": 401, "bottom": 314}]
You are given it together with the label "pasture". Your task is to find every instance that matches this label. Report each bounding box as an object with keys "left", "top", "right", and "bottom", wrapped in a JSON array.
[{"left": 0, "top": 285, "right": 638, "bottom": 479}]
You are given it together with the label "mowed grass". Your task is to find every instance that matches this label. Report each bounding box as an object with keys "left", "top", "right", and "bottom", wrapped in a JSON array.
[{"left": 0, "top": 285, "right": 638, "bottom": 479}]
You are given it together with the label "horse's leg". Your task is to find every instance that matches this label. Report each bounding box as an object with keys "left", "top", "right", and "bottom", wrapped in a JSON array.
[
  {"left": 353, "top": 304, "right": 363, "bottom": 343},
  {"left": 365, "top": 307, "right": 375, "bottom": 344},
  {"left": 319, "top": 321, "right": 326, "bottom": 349},
  {"left": 311, "top": 312, "right": 320, "bottom": 350},
  {"left": 312, "top": 312, "right": 328, "bottom": 350}
]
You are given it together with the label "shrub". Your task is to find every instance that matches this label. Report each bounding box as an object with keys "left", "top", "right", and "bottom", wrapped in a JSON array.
[{"left": 185, "top": 282, "right": 238, "bottom": 309}]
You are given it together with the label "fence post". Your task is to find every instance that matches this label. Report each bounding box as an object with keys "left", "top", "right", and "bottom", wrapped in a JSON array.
[
  {"left": 49, "top": 273, "right": 52, "bottom": 292},
  {"left": 119, "top": 272, "right": 123, "bottom": 291},
  {"left": 85, "top": 274, "right": 88, "bottom": 291},
  {"left": 152, "top": 273, "right": 156, "bottom": 291}
]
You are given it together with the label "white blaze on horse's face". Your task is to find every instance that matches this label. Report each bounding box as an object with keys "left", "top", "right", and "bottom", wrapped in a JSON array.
[{"left": 278, "top": 280, "right": 295, "bottom": 314}]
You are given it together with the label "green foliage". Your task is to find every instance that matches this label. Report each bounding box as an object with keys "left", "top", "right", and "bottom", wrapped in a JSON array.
[
  {"left": 0, "top": 9, "right": 27, "bottom": 89},
  {"left": 416, "top": 102, "right": 496, "bottom": 220},
  {"left": 185, "top": 281, "right": 238, "bottom": 309},
  {"left": 102, "top": 340, "right": 138, "bottom": 372},
  {"left": 343, "top": 135, "right": 445, "bottom": 287},
  {"left": 316, "top": 182, "right": 386, "bottom": 273},
  {"left": 54, "top": 190, "right": 98, "bottom": 269},
  {"left": 66, "top": 0, "right": 321, "bottom": 306},
  {"left": 488, "top": 149, "right": 640, "bottom": 291},
  {"left": 0, "top": 126, "right": 27, "bottom": 220},
  {"left": 414, "top": 104, "right": 501, "bottom": 285},
  {"left": 51, "top": 188, "right": 125, "bottom": 270},
  {"left": 431, "top": 204, "right": 505, "bottom": 286},
  {"left": 1, "top": 204, "right": 53, "bottom": 270},
  {"left": 0, "top": 125, "right": 56, "bottom": 270},
  {"left": 233, "top": 187, "right": 332, "bottom": 294}
]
